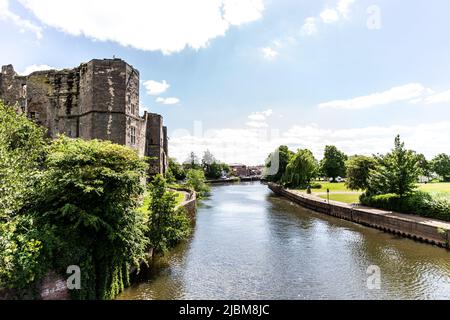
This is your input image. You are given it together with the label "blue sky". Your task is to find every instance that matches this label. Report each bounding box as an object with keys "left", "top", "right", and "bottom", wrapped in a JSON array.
[{"left": 1, "top": 0, "right": 450, "bottom": 164}]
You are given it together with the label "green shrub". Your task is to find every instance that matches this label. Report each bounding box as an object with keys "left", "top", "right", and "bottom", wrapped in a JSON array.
[
  {"left": 310, "top": 183, "right": 322, "bottom": 189},
  {"left": 186, "top": 169, "right": 210, "bottom": 198},
  {"left": 147, "top": 175, "right": 191, "bottom": 256},
  {"left": 360, "top": 192, "right": 450, "bottom": 222}
]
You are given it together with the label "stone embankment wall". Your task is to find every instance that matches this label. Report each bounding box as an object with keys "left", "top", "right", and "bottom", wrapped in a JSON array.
[{"left": 268, "top": 183, "right": 450, "bottom": 248}]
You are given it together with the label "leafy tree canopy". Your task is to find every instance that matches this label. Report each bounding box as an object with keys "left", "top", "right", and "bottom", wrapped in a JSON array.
[
  {"left": 367, "top": 135, "right": 419, "bottom": 197},
  {"left": 320, "top": 145, "right": 348, "bottom": 180},
  {"left": 345, "top": 155, "right": 377, "bottom": 191},
  {"left": 282, "top": 149, "right": 318, "bottom": 188}
]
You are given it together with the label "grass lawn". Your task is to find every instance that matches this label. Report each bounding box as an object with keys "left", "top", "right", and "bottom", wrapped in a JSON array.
[
  {"left": 137, "top": 190, "right": 186, "bottom": 216},
  {"left": 318, "top": 193, "right": 361, "bottom": 204},
  {"left": 296, "top": 182, "right": 350, "bottom": 193},
  {"left": 417, "top": 182, "right": 450, "bottom": 199}
]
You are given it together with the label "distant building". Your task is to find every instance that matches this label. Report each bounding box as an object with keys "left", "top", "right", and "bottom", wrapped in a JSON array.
[
  {"left": 229, "top": 163, "right": 248, "bottom": 177},
  {"left": 0, "top": 58, "right": 168, "bottom": 176}
]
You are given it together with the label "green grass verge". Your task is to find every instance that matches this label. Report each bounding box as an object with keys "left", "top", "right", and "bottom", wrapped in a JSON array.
[
  {"left": 137, "top": 190, "right": 186, "bottom": 217},
  {"left": 318, "top": 193, "right": 361, "bottom": 204}
]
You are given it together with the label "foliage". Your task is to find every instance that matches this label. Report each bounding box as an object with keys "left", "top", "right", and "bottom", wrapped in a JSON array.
[
  {"left": 367, "top": 135, "right": 420, "bottom": 197},
  {"left": 320, "top": 145, "right": 348, "bottom": 180},
  {"left": 360, "top": 192, "right": 450, "bottom": 222},
  {"left": 0, "top": 101, "right": 46, "bottom": 220},
  {"left": 186, "top": 169, "right": 210, "bottom": 197},
  {"left": 432, "top": 153, "right": 450, "bottom": 182},
  {"left": 415, "top": 153, "right": 431, "bottom": 178},
  {"left": 263, "top": 145, "right": 294, "bottom": 183},
  {"left": 26, "top": 136, "right": 149, "bottom": 299},
  {"left": 183, "top": 152, "right": 201, "bottom": 170},
  {"left": 167, "top": 158, "right": 186, "bottom": 182},
  {"left": 345, "top": 155, "right": 377, "bottom": 191},
  {"left": 282, "top": 149, "right": 318, "bottom": 188},
  {"left": 147, "top": 175, "right": 191, "bottom": 256}
]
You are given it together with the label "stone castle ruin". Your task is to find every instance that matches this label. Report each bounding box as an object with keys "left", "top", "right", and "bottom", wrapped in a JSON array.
[{"left": 0, "top": 58, "right": 168, "bottom": 176}]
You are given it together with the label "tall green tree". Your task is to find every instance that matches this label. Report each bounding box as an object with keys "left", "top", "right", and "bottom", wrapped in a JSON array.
[
  {"left": 320, "top": 146, "right": 348, "bottom": 181},
  {"left": 282, "top": 149, "right": 318, "bottom": 188},
  {"left": 367, "top": 135, "right": 420, "bottom": 197},
  {"left": 345, "top": 155, "right": 377, "bottom": 191},
  {"left": 147, "top": 175, "right": 191, "bottom": 256},
  {"left": 263, "top": 145, "right": 294, "bottom": 183},
  {"left": 167, "top": 158, "right": 186, "bottom": 182},
  {"left": 431, "top": 153, "right": 450, "bottom": 182}
]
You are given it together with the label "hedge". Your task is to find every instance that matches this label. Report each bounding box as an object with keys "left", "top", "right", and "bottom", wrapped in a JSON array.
[{"left": 360, "top": 192, "right": 450, "bottom": 222}]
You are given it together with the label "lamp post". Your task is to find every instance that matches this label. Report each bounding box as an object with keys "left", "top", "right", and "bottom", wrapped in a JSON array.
[{"left": 327, "top": 188, "right": 330, "bottom": 204}]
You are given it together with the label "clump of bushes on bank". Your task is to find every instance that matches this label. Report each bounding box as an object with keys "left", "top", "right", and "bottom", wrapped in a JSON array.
[
  {"left": 0, "top": 100, "right": 191, "bottom": 299},
  {"left": 360, "top": 192, "right": 450, "bottom": 222}
]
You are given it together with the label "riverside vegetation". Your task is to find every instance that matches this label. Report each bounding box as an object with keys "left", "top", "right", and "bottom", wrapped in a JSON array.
[
  {"left": 264, "top": 136, "right": 450, "bottom": 222},
  {"left": 0, "top": 100, "right": 192, "bottom": 299}
]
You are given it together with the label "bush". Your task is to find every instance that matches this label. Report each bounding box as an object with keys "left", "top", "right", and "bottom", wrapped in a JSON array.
[
  {"left": 360, "top": 192, "right": 450, "bottom": 222},
  {"left": 186, "top": 169, "right": 210, "bottom": 198},
  {"left": 310, "top": 183, "right": 322, "bottom": 189},
  {"left": 147, "top": 175, "right": 191, "bottom": 256}
]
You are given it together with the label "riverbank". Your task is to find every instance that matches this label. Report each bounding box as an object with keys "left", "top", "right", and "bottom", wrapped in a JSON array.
[
  {"left": 0, "top": 190, "right": 198, "bottom": 301},
  {"left": 268, "top": 183, "right": 450, "bottom": 248}
]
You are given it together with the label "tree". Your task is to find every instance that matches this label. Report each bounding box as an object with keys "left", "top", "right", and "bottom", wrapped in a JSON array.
[
  {"left": 345, "top": 155, "right": 377, "bottom": 191},
  {"left": 282, "top": 149, "right": 318, "bottom": 188},
  {"left": 320, "top": 146, "right": 348, "bottom": 181},
  {"left": 367, "top": 135, "right": 420, "bottom": 197},
  {"left": 431, "top": 153, "right": 450, "bottom": 182},
  {"left": 415, "top": 153, "right": 431, "bottom": 179},
  {"left": 184, "top": 152, "right": 201, "bottom": 170},
  {"left": 186, "top": 169, "right": 210, "bottom": 197},
  {"left": 147, "top": 175, "right": 191, "bottom": 256},
  {"left": 263, "top": 145, "right": 294, "bottom": 183},
  {"left": 205, "top": 162, "right": 224, "bottom": 179},
  {"left": 167, "top": 158, "right": 186, "bottom": 182}
]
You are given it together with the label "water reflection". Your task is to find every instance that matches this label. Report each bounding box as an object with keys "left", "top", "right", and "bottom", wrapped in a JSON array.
[{"left": 118, "top": 182, "right": 450, "bottom": 300}]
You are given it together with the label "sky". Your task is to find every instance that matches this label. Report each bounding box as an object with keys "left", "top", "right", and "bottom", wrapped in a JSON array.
[{"left": 1, "top": 0, "right": 450, "bottom": 165}]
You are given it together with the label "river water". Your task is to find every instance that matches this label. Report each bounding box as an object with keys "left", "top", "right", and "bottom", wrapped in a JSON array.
[{"left": 118, "top": 182, "right": 450, "bottom": 300}]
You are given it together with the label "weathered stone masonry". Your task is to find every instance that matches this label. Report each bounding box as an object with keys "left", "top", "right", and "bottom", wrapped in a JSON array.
[{"left": 0, "top": 58, "right": 168, "bottom": 175}]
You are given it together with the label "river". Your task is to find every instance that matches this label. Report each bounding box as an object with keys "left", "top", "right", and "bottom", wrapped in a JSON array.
[{"left": 118, "top": 182, "right": 450, "bottom": 300}]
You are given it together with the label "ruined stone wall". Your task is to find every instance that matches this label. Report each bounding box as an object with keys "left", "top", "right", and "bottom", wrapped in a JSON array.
[
  {"left": 0, "top": 65, "right": 27, "bottom": 113},
  {"left": 0, "top": 58, "right": 168, "bottom": 176}
]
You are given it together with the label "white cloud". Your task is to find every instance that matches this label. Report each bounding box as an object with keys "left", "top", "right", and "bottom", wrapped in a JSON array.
[
  {"left": 424, "top": 89, "right": 450, "bottom": 104},
  {"left": 222, "top": 0, "right": 264, "bottom": 25},
  {"left": 320, "top": 9, "right": 339, "bottom": 24},
  {"left": 301, "top": 0, "right": 356, "bottom": 37},
  {"left": 156, "top": 97, "right": 180, "bottom": 105},
  {"left": 337, "top": 0, "right": 356, "bottom": 19},
  {"left": 143, "top": 80, "right": 170, "bottom": 96},
  {"left": 169, "top": 121, "right": 450, "bottom": 165},
  {"left": 319, "top": 83, "right": 429, "bottom": 110},
  {"left": 0, "top": 0, "right": 42, "bottom": 39},
  {"left": 301, "top": 17, "right": 318, "bottom": 36},
  {"left": 261, "top": 47, "right": 278, "bottom": 60},
  {"left": 17, "top": 0, "right": 264, "bottom": 54},
  {"left": 246, "top": 121, "right": 268, "bottom": 128},
  {"left": 20, "top": 64, "right": 55, "bottom": 75},
  {"left": 246, "top": 108, "right": 273, "bottom": 127}
]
